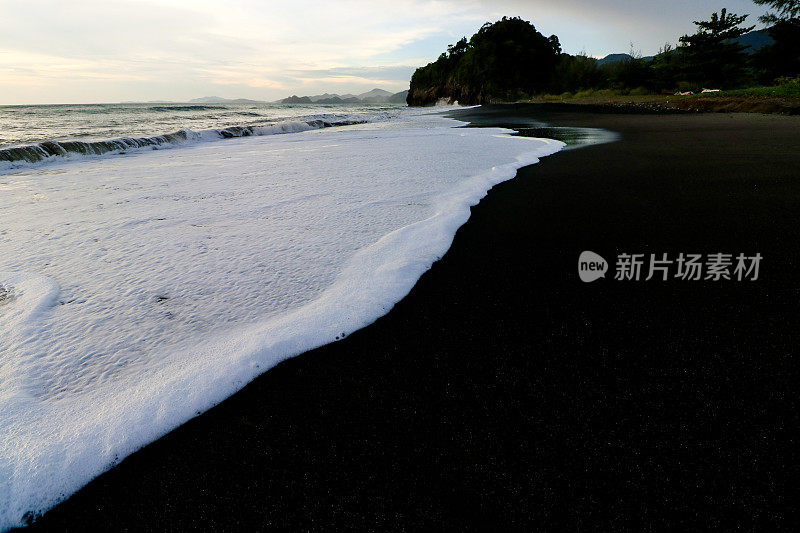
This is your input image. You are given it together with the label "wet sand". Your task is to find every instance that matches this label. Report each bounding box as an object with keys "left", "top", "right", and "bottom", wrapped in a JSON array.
[{"left": 26, "top": 105, "right": 800, "bottom": 531}]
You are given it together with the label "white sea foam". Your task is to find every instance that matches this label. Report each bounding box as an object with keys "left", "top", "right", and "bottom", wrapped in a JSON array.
[{"left": 0, "top": 110, "right": 563, "bottom": 530}]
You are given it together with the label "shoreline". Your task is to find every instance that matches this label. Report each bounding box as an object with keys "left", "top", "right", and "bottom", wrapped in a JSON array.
[
  {"left": 24, "top": 105, "right": 800, "bottom": 531},
  {"left": 511, "top": 95, "right": 800, "bottom": 115}
]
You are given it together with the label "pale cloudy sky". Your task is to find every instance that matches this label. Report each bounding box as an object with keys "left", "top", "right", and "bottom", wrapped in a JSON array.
[{"left": 0, "top": 0, "right": 768, "bottom": 104}]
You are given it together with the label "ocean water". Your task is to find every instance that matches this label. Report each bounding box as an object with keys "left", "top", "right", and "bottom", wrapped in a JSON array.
[
  {"left": 0, "top": 103, "right": 564, "bottom": 530},
  {"left": 0, "top": 102, "right": 404, "bottom": 170}
]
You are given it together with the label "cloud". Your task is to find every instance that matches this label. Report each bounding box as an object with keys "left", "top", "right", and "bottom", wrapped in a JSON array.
[
  {"left": 0, "top": 0, "right": 461, "bottom": 102},
  {"left": 0, "top": 0, "right": 769, "bottom": 103}
]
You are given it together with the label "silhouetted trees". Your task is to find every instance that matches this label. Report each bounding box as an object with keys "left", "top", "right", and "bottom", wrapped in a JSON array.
[
  {"left": 678, "top": 8, "right": 755, "bottom": 88},
  {"left": 408, "top": 6, "right": 799, "bottom": 105},
  {"left": 649, "top": 44, "right": 684, "bottom": 91},
  {"left": 606, "top": 57, "right": 654, "bottom": 91},
  {"left": 408, "top": 17, "right": 562, "bottom": 104},
  {"left": 751, "top": 1, "right": 800, "bottom": 82},
  {"left": 552, "top": 54, "right": 604, "bottom": 92},
  {"left": 753, "top": 0, "right": 800, "bottom": 24},
  {"left": 752, "top": 19, "right": 800, "bottom": 81}
]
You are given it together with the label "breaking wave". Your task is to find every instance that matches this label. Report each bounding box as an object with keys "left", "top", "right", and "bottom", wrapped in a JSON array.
[
  {"left": 0, "top": 117, "right": 377, "bottom": 172},
  {"left": 147, "top": 105, "right": 225, "bottom": 112}
]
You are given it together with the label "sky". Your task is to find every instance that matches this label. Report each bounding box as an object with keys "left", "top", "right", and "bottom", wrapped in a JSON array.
[{"left": 0, "top": 0, "right": 769, "bottom": 105}]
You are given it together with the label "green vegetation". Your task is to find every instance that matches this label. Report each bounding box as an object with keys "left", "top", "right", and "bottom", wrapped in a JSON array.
[
  {"left": 532, "top": 89, "right": 666, "bottom": 101},
  {"left": 753, "top": 0, "right": 800, "bottom": 24},
  {"left": 752, "top": 20, "right": 800, "bottom": 82},
  {"left": 407, "top": 3, "right": 800, "bottom": 106},
  {"left": 689, "top": 77, "right": 800, "bottom": 97},
  {"left": 678, "top": 8, "right": 754, "bottom": 88},
  {"left": 408, "top": 17, "right": 561, "bottom": 105},
  {"left": 531, "top": 78, "right": 800, "bottom": 102}
]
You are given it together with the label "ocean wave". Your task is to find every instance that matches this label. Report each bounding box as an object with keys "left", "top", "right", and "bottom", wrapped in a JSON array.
[
  {"left": 0, "top": 117, "right": 377, "bottom": 172},
  {"left": 147, "top": 105, "right": 225, "bottom": 112}
]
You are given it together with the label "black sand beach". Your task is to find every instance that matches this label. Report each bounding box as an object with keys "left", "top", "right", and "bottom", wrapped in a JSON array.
[{"left": 26, "top": 105, "right": 800, "bottom": 531}]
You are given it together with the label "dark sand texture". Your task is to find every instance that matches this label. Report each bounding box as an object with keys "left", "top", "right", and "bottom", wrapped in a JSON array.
[{"left": 25, "top": 106, "right": 800, "bottom": 531}]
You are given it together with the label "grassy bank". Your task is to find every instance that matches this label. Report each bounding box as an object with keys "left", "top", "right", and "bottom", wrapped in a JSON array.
[{"left": 521, "top": 80, "right": 800, "bottom": 114}]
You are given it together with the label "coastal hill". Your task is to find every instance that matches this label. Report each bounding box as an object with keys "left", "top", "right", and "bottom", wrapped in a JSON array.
[
  {"left": 279, "top": 88, "right": 409, "bottom": 104},
  {"left": 595, "top": 29, "right": 775, "bottom": 67},
  {"left": 597, "top": 53, "right": 637, "bottom": 66},
  {"left": 407, "top": 17, "right": 562, "bottom": 106},
  {"left": 188, "top": 96, "right": 265, "bottom": 104},
  {"left": 407, "top": 14, "right": 795, "bottom": 106},
  {"left": 187, "top": 89, "right": 410, "bottom": 106}
]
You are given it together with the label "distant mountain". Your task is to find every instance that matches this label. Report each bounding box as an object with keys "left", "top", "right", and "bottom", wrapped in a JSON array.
[
  {"left": 387, "top": 90, "right": 409, "bottom": 103},
  {"left": 189, "top": 96, "right": 265, "bottom": 104},
  {"left": 314, "top": 96, "right": 344, "bottom": 104},
  {"left": 596, "top": 29, "right": 775, "bottom": 66},
  {"left": 734, "top": 29, "right": 775, "bottom": 54},
  {"left": 277, "top": 89, "right": 408, "bottom": 105},
  {"left": 307, "top": 93, "right": 358, "bottom": 102},
  {"left": 280, "top": 95, "right": 313, "bottom": 104},
  {"left": 358, "top": 88, "right": 393, "bottom": 98},
  {"left": 357, "top": 88, "right": 394, "bottom": 103},
  {"left": 596, "top": 53, "right": 634, "bottom": 66},
  {"left": 308, "top": 93, "right": 338, "bottom": 102}
]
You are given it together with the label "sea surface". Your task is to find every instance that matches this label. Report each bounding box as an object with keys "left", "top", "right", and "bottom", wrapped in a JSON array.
[
  {"left": 0, "top": 102, "right": 414, "bottom": 169},
  {"left": 0, "top": 102, "right": 564, "bottom": 530}
]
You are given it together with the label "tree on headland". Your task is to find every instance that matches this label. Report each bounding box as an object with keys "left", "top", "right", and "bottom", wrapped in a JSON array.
[
  {"left": 407, "top": 17, "right": 561, "bottom": 105},
  {"left": 406, "top": 6, "right": 798, "bottom": 106},
  {"left": 678, "top": 8, "right": 755, "bottom": 88},
  {"left": 648, "top": 43, "right": 684, "bottom": 91},
  {"left": 604, "top": 47, "right": 655, "bottom": 92},
  {"left": 552, "top": 53, "right": 604, "bottom": 93},
  {"left": 751, "top": 0, "right": 800, "bottom": 81},
  {"left": 752, "top": 0, "right": 799, "bottom": 24},
  {"left": 464, "top": 17, "right": 562, "bottom": 99}
]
